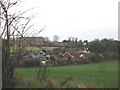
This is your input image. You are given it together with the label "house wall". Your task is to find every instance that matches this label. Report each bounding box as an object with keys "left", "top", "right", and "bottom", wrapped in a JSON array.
[{"left": 63, "top": 53, "right": 71, "bottom": 59}]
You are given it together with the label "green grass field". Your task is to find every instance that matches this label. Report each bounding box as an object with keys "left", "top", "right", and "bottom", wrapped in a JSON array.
[
  {"left": 10, "top": 46, "right": 58, "bottom": 53},
  {"left": 10, "top": 47, "right": 42, "bottom": 52},
  {"left": 15, "top": 60, "right": 118, "bottom": 88}
]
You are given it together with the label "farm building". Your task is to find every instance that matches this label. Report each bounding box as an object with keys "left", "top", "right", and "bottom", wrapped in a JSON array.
[
  {"left": 76, "top": 49, "right": 88, "bottom": 58},
  {"left": 16, "top": 37, "right": 45, "bottom": 46},
  {"left": 63, "top": 52, "right": 74, "bottom": 59},
  {"left": 77, "top": 50, "right": 87, "bottom": 54}
]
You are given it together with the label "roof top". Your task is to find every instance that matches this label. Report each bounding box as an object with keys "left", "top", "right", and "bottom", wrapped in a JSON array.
[{"left": 63, "top": 52, "right": 72, "bottom": 57}]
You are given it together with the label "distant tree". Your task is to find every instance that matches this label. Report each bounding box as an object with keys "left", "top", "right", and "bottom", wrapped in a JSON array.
[
  {"left": 53, "top": 35, "right": 59, "bottom": 42},
  {"left": 76, "top": 40, "right": 83, "bottom": 48},
  {"left": 62, "top": 40, "right": 69, "bottom": 43},
  {"left": 71, "top": 37, "right": 75, "bottom": 42},
  {"left": 68, "top": 37, "right": 72, "bottom": 42},
  {"left": 44, "top": 37, "right": 50, "bottom": 47},
  {"left": 88, "top": 38, "right": 118, "bottom": 60},
  {"left": 75, "top": 37, "right": 78, "bottom": 43},
  {"left": 88, "top": 39, "right": 101, "bottom": 53},
  {"left": 45, "top": 37, "right": 50, "bottom": 42}
]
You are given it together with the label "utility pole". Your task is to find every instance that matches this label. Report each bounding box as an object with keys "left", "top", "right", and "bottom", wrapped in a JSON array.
[
  {"left": 0, "top": 1, "right": 2, "bottom": 89},
  {"left": 0, "top": 0, "right": 3, "bottom": 89}
]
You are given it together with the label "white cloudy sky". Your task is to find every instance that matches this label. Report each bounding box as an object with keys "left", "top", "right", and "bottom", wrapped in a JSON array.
[{"left": 19, "top": 0, "right": 119, "bottom": 41}]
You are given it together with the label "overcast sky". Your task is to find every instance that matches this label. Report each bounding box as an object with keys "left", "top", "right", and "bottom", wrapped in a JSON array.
[{"left": 19, "top": 0, "right": 119, "bottom": 41}]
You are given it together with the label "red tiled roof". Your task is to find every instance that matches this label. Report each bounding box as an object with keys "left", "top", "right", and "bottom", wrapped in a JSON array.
[{"left": 77, "top": 50, "right": 86, "bottom": 54}]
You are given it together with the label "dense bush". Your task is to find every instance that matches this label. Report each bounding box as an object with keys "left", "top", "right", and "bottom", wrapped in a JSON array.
[
  {"left": 57, "top": 58, "right": 72, "bottom": 66},
  {"left": 17, "top": 58, "right": 40, "bottom": 67}
]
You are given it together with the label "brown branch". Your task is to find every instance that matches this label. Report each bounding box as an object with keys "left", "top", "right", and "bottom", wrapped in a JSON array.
[{"left": 11, "top": 24, "right": 23, "bottom": 38}]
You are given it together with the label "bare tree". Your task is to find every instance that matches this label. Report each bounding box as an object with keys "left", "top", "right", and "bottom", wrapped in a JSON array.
[
  {"left": 68, "top": 37, "right": 72, "bottom": 42},
  {"left": 53, "top": 35, "right": 59, "bottom": 42},
  {"left": 0, "top": 0, "right": 44, "bottom": 88},
  {"left": 45, "top": 37, "right": 50, "bottom": 43},
  {"left": 75, "top": 37, "right": 78, "bottom": 43}
]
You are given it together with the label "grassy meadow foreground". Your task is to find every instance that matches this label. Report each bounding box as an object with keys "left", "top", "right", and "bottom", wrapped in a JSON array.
[{"left": 15, "top": 60, "right": 118, "bottom": 88}]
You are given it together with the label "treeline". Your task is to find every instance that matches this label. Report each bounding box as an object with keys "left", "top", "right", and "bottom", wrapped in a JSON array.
[
  {"left": 88, "top": 39, "right": 118, "bottom": 54},
  {"left": 88, "top": 39, "right": 119, "bottom": 60},
  {"left": 62, "top": 38, "right": 119, "bottom": 59}
]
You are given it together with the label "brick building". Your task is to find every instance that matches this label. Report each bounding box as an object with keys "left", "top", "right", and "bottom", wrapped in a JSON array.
[{"left": 16, "top": 37, "right": 45, "bottom": 46}]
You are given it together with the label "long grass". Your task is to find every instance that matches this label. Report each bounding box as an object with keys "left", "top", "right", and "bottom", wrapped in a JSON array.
[{"left": 15, "top": 60, "right": 118, "bottom": 88}]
